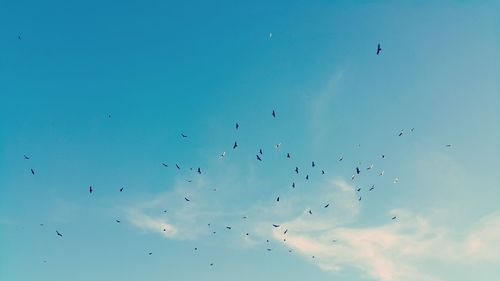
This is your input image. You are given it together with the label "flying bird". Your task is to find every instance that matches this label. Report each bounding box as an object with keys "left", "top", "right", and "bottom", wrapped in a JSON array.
[
  {"left": 445, "top": 144, "right": 452, "bottom": 147},
  {"left": 272, "top": 110, "right": 276, "bottom": 118},
  {"left": 312, "top": 161, "right": 315, "bottom": 167},
  {"left": 259, "top": 149, "right": 263, "bottom": 155},
  {"left": 367, "top": 164, "right": 373, "bottom": 170},
  {"left": 276, "top": 196, "right": 280, "bottom": 202},
  {"left": 398, "top": 131, "right": 403, "bottom": 137},
  {"left": 376, "top": 43, "right": 382, "bottom": 55},
  {"left": 276, "top": 143, "right": 281, "bottom": 149},
  {"left": 339, "top": 156, "right": 343, "bottom": 162},
  {"left": 181, "top": 133, "right": 188, "bottom": 138},
  {"left": 184, "top": 197, "right": 190, "bottom": 202},
  {"left": 295, "top": 167, "right": 299, "bottom": 174},
  {"left": 382, "top": 154, "right": 385, "bottom": 159},
  {"left": 256, "top": 155, "right": 262, "bottom": 161},
  {"left": 308, "top": 210, "right": 313, "bottom": 215},
  {"left": 324, "top": 203, "right": 330, "bottom": 208},
  {"left": 119, "top": 187, "right": 124, "bottom": 192},
  {"left": 284, "top": 229, "right": 288, "bottom": 234},
  {"left": 24, "top": 155, "right": 29, "bottom": 160},
  {"left": 287, "top": 153, "right": 290, "bottom": 158},
  {"left": 226, "top": 226, "right": 232, "bottom": 230},
  {"left": 369, "top": 185, "right": 375, "bottom": 191},
  {"left": 18, "top": 34, "right": 22, "bottom": 40},
  {"left": 394, "top": 177, "right": 399, "bottom": 183},
  {"left": 219, "top": 152, "right": 226, "bottom": 160},
  {"left": 30, "top": 169, "right": 35, "bottom": 175},
  {"left": 392, "top": 216, "right": 397, "bottom": 220},
  {"left": 379, "top": 170, "right": 385, "bottom": 176},
  {"left": 89, "top": 186, "right": 93, "bottom": 194},
  {"left": 292, "top": 182, "right": 295, "bottom": 188},
  {"left": 356, "top": 167, "right": 360, "bottom": 174},
  {"left": 305, "top": 175, "right": 309, "bottom": 180},
  {"left": 233, "top": 141, "right": 238, "bottom": 149},
  {"left": 56, "top": 231, "right": 63, "bottom": 237},
  {"left": 321, "top": 170, "right": 325, "bottom": 175},
  {"left": 272, "top": 224, "right": 280, "bottom": 228},
  {"left": 197, "top": 167, "right": 201, "bottom": 174},
  {"left": 176, "top": 164, "right": 180, "bottom": 170},
  {"left": 116, "top": 220, "right": 121, "bottom": 223},
  {"left": 235, "top": 123, "right": 239, "bottom": 130},
  {"left": 148, "top": 252, "right": 152, "bottom": 255}
]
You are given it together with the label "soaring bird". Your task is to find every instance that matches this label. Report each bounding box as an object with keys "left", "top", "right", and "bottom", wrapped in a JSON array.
[
  {"left": 276, "top": 196, "right": 280, "bottom": 202},
  {"left": 116, "top": 219, "right": 121, "bottom": 223},
  {"left": 392, "top": 216, "right": 397, "bottom": 220},
  {"left": 445, "top": 144, "right": 452, "bottom": 147},
  {"left": 259, "top": 149, "right": 263, "bottom": 155},
  {"left": 233, "top": 141, "right": 238, "bottom": 149},
  {"left": 308, "top": 210, "right": 313, "bottom": 215},
  {"left": 305, "top": 175, "right": 309, "bottom": 180},
  {"left": 321, "top": 170, "right": 325, "bottom": 175},
  {"left": 292, "top": 182, "right": 295, "bottom": 188},
  {"left": 276, "top": 143, "right": 281, "bottom": 149},
  {"left": 369, "top": 185, "right": 375, "bottom": 191},
  {"left": 398, "top": 131, "right": 403, "bottom": 137},
  {"left": 119, "top": 187, "right": 124, "bottom": 192},
  {"left": 324, "top": 203, "right": 330, "bottom": 208},
  {"left": 56, "top": 231, "right": 63, "bottom": 237},
  {"left": 356, "top": 167, "right": 360, "bottom": 174},
  {"left": 272, "top": 224, "right": 280, "bottom": 228},
  {"left": 351, "top": 175, "right": 355, "bottom": 180},
  {"left": 295, "top": 167, "right": 299, "bottom": 174},
  {"left": 379, "top": 170, "right": 385, "bottom": 176},
  {"left": 148, "top": 252, "right": 152, "bottom": 255},
  {"left": 284, "top": 229, "right": 288, "bottom": 234},
  {"left": 89, "top": 186, "right": 93, "bottom": 194},
  {"left": 184, "top": 197, "right": 190, "bottom": 202},
  {"left": 24, "top": 155, "right": 29, "bottom": 160},
  {"left": 272, "top": 110, "right": 276, "bottom": 118},
  {"left": 256, "top": 155, "right": 262, "bottom": 161},
  {"left": 312, "top": 161, "right": 315, "bottom": 167},
  {"left": 181, "top": 133, "right": 188, "bottom": 138},
  {"left": 394, "top": 177, "right": 399, "bottom": 183},
  {"left": 376, "top": 43, "right": 382, "bottom": 55},
  {"left": 286, "top": 153, "right": 290, "bottom": 158},
  {"left": 235, "top": 123, "right": 239, "bottom": 130},
  {"left": 382, "top": 154, "right": 385, "bottom": 159},
  {"left": 162, "top": 163, "right": 168, "bottom": 167},
  {"left": 219, "top": 152, "right": 226, "bottom": 160},
  {"left": 197, "top": 167, "right": 201, "bottom": 174},
  {"left": 18, "top": 34, "right": 22, "bottom": 40},
  {"left": 367, "top": 164, "right": 373, "bottom": 170},
  {"left": 339, "top": 156, "right": 343, "bottom": 162},
  {"left": 30, "top": 169, "right": 35, "bottom": 175},
  {"left": 226, "top": 226, "right": 232, "bottom": 230}
]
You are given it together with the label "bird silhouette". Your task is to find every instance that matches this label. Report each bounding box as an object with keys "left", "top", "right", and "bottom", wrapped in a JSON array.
[
  {"left": 272, "top": 224, "right": 280, "bottom": 228},
  {"left": 119, "top": 187, "right": 124, "bottom": 192},
  {"left": 392, "top": 216, "right": 397, "bottom": 220},
  {"left": 176, "top": 164, "right": 180, "bottom": 170},
  {"left": 233, "top": 141, "right": 238, "bottom": 149},
  {"left": 321, "top": 170, "right": 325, "bottom": 175},
  {"left": 339, "top": 156, "right": 343, "bottom": 162},
  {"left": 272, "top": 110, "right": 276, "bottom": 118},
  {"left": 356, "top": 167, "right": 360, "bottom": 174},
  {"left": 287, "top": 153, "right": 290, "bottom": 158},
  {"left": 235, "top": 123, "right": 239, "bottom": 130},
  {"left": 184, "top": 197, "right": 190, "bottom": 202},
  {"left": 308, "top": 210, "right": 313, "bottom": 215},
  {"left": 56, "top": 231, "right": 63, "bottom": 237},
  {"left": 284, "top": 229, "right": 288, "bottom": 234},
  {"left": 30, "top": 169, "right": 35, "bottom": 175},
  {"left": 305, "top": 175, "right": 309, "bottom": 180},
  {"left": 24, "top": 155, "right": 29, "bottom": 160},
  {"left": 226, "top": 226, "right": 232, "bottom": 230},
  {"left": 162, "top": 163, "right": 168, "bottom": 167},
  {"left": 259, "top": 149, "right": 263, "bottom": 155},
  {"left": 292, "top": 182, "right": 295, "bottom": 188},
  {"left": 324, "top": 203, "right": 330, "bottom": 208},
  {"left": 116, "top": 220, "right": 121, "bottom": 223},
  {"left": 89, "top": 186, "right": 92, "bottom": 194},
  {"left": 377, "top": 44, "right": 382, "bottom": 55},
  {"left": 197, "top": 167, "right": 201, "bottom": 174},
  {"left": 256, "top": 155, "right": 262, "bottom": 161},
  {"left": 181, "top": 133, "right": 188, "bottom": 138},
  {"left": 295, "top": 167, "right": 299, "bottom": 174},
  {"left": 276, "top": 196, "right": 280, "bottom": 202},
  {"left": 312, "top": 161, "right": 315, "bottom": 167}
]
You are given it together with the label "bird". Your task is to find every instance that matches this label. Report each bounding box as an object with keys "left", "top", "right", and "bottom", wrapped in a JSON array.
[
  {"left": 30, "top": 169, "right": 35, "bottom": 175},
  {"left": 358, "top": 196, "right": 362, "bottom": 201},
  {"left": 308, "top": 210, "right": 313, "bottom": 215},
  {"left": 276, "top": 196, "right": 280, "bottom": 202},
  {"left": 393, "top": 177, "right": 399, "bottom": 183},
  {"left": 119, "top": 187, "right": 124, "bottom": 192},
  {"left": 108, "top": 114, "right": 112, "bottom": 118},
  {"left": 176, "top": 164, "right": 180, "bottom": 170},
  {"left": 56, "top": 231, "right": 63, "bottom": 237},
  {"left": 295, "top": 167, "right": 299, "bottom": 174},
  {"left": 272, "top": 110, "right": 276, "bottom": 118},
  {"left": 23, "top": 155, "right": 29, "bottom": 160},
  {"left": 292, "top": 182, "right": 295, "bottom": 188},
  {"left": 276, "top": 143, "right": 281, "bottom": 149},
  {"left": 321, "top": 170, "right": 325, "bottom": 175},
  {"left": 369, "top": 185, "right": 375, "bottom": 191},
  {"left": 356, "top": 167, "right": 360, "bottom": 174},
  {"left": 351, "top": 175, "right": 355, "bottom": 180},
  {"left": 376, "top": 43, "right": 382, "bottom": 55},
  {"left": 226, "top": 226, "right": 232, "bottom": 230},
  {"left": 312, "top": 161, "right": 315, "bottom": 167},
  {"left": 305, "top": 175, "right": 309, "bottom": 180},
  {"left": 286, "top": 153, "right": 291, "bottom": 158},
  {"left": 242, "top": 216, "right": 248, "bottom": 219},
  {"left": 339, "top": 156, "right": 343, "bottom": 162},
  {"left": 445, "top": 144, "right": 452, "bottom": 147},
  {"left": 197, "top": 167, "right": 201, "bottom": 174},
  {"left": 379, "top": 170, "right": 385, "bottom": 176},
  {"left": 233, "top": 141, "right": 238, "bottom": 149},
  {"left": 148, "top": 252, "right": 152, "bottom": 255},
  {"left": 18, "top": 34, "right": 22, "bottom": 40},
  {"left": 259, "top": 149, "right": 263, "bottom": 155},
  {"left": 89, "top": 186, "right": 93, "bottom": 194},
  {"left": 324, "top": 203, "right": 330, "bottom": 208},
  {"left": 392, "top": 216, "right": 397, "bottom": 220},
  {"left": 367, "top": 164, "right": 373, "bottom": 170},
  {"left": 181, "top": 133, "right": 188, "bottom": 138},
  {"left": 382, "top": 154, "right": 385, "bottom": 159},
  {"left": 219, "top": 152, "right": 226, "bottom": 160},
  {"left": 398, "top": 131, "right": 403, "bottom": 137},
  {"left": 284, "top": 229, "right": 288, "bottom": 234},
  {"left": 267, "top": 248, "right": 272, "bottom": 251},
  {"left": 210, "top": 263, "right": 214, "bottom": 266},
  {"left": 272, "top": 224, "right": 280, "bottom": 228},
  {"left": 356, "top": 187, "right": 361, "bottom": 192},
  {"left": 116, "top": 220, "right": 121, "bottom": 223},
  {"left": 256, "top": 155, "right": 262, "bottom": 161},
  {"left": 235, "top": 123, "right": 239, "bottom": 130},
  {"left": 411, "top": 128, "right": 415, "bottom": 132},
  {"left": 184, "top": 197, "right": 190, "bottom": 202},
  {"left": 185, "top": 179, "right": 192, "bottom": 183}
]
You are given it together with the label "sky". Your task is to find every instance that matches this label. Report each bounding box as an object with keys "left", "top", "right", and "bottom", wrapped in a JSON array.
[{"left": 1, "top": 1, "right": 499, "bottom": 280}]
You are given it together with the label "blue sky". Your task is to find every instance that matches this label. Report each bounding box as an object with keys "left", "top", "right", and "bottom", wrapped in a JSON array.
[{"left": 1, "top": 1, "right": 499, "bottom": 280}]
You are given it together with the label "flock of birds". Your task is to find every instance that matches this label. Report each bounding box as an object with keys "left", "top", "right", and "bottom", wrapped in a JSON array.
[{"left": 21, "top": 42, "right": 453, "bottom": 268}]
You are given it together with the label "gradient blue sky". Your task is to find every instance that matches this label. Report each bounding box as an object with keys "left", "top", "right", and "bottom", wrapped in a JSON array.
[{"left": 1, "top": 1, "right": 499, "bottom": 281}]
